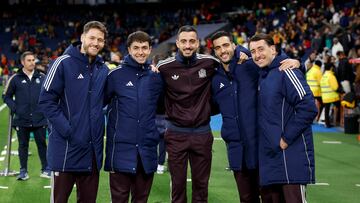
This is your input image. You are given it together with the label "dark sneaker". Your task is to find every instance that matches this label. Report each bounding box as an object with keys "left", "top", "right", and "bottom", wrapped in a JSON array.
[{"left": 17, "top": 169, "right": 29, "bottom": 181}]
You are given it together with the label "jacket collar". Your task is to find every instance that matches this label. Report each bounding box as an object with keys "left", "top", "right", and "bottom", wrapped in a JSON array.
[
  {"left": 63, "top": 41, "right": 105, "bottom": 65},
  {"left": 215, "top": 57, "right": 237, "bottom": 77},
  {"left": 123, "top": 55, "right": 151, "bottom": 70},
  {"left": 18, "top": 68, "right": 41, "bottom": 78},
  {"left": 175, "top": 52, "right": 197, "bottom": 65}
]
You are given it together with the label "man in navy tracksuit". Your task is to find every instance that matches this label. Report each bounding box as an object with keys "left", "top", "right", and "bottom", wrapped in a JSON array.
[
  {"left": 210, "top": 31, "right": 301, "bottom": 203},
  {"left": 3, "top": 51, "right": 49, "bottom": 180},
  {"left": 39, "top": 21, "right": 108, "bottom": 203},
  {"left": 105, "top": 31, "right": 163, "bottom": 203},
  {"left": 249, "top": 33, "right": 317, "bottom": 203},
  {"left": 210, "top": 31, "right": 260, "bottom": 203}
]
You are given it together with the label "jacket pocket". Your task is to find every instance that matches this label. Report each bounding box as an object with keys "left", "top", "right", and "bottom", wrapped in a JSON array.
[{"left": 263, "top": 131, "right": 282, "bottom": 153}]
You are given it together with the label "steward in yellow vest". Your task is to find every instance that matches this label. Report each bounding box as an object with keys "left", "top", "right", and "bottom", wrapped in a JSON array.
[
  {"left": 321, "top": 71, "right": 340, "bottom": 103},
  {"left": 306, "top": 60, "right": 322, "bottom": 97},
  {"left": 320, "top": 63, "right": 340, "bottom": 127}
]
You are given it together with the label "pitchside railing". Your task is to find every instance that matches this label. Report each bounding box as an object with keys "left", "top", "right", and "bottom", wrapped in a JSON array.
[{"left": 0, "top": 113, "right": 18, "bottom": 176}]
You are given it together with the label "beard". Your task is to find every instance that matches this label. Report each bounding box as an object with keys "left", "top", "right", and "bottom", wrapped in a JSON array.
[
  {"left": 82, "top": 43, "right": 99, "bottom": 57},
  {"left": 221, "top": 59, "right": 231, "bottom": 65},
  {"left": 223, "top": 59, "right": 231, "bottom": 65},
  {"left": 180, "top": 49, "right": 195, "bottom": 58},
  {"left": 219, "top": 53, "right": 233, "bottom": 65}
]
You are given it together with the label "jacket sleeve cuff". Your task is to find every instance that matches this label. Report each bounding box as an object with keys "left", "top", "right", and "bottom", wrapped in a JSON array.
[{"left": 283, "top": 126, "right": 300, "bottom": 146}]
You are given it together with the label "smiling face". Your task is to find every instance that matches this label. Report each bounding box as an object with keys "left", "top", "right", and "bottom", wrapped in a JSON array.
[
  {"left": 80, "top": 28, "right": 105, "bottom": 58},
  {"left": 176, "top": 31, "right": 199, "bottom": 58},
  {"left": 212, "top": 36, "right": 236, "bottom": 65},
  {"left": 249, "top": 39, "right": 276, "bottom": 68},
  {"left": 128, "top": 41, "right": 151, "bottom": 64}
]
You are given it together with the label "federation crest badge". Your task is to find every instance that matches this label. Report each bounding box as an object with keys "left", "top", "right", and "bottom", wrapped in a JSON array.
[{"left": 198, "top": 69, "right": 206, "bottom": 78}]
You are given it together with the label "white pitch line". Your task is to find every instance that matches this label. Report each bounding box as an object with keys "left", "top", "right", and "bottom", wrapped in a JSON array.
[
  {"left": 0, "top": 157, "right": 4, "bottom": 161},
  {"left": 322, "top": 141, "right": 342, "bottom": 144},
  {"left": 186, "top": 179, "right": 192, "bottom": 182},
  {"left": 43, "top": 186, "right": 51, "bottom": 189},
  {"left": 0, "top": 186, "right": 9, "bottom": 189},
  {"left": 1, "top": 151, "right": 6, "bottom": 156},
  {"left": 355, "top": 184, "right": 360, "bottom": 187},
  {"left": 214, "top": 137, "right": 223, "bottom": 141},
  {"left": 310, "top": 183, "right": 330, "bottom": 186},
  {"left": 0, "top": 104, "right": 6, "bottom": 112}
]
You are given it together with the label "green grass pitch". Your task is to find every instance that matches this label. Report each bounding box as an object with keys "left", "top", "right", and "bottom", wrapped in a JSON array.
[{"left": 0, "top": 87, "right": 359, "bottom": 202}]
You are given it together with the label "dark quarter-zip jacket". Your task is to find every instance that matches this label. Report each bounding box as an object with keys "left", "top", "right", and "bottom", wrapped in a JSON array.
[
  {"left": 3, "top": 69, "right": 47, "bottom": 127},
  {"left": 156, "top": 52, "right": 219, "bottom": 128}
]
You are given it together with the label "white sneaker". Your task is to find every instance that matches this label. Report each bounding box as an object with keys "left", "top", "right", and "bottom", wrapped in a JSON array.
[
  {"left": 157, "top": 165, "right": 165, "bottom": 174},
  {"left": 40, "top": 170, "right": 51, "bottom": 179}
]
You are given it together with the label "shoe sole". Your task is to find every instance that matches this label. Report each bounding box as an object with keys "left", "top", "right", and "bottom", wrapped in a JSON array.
[
  {"left": 17, "top": 176, "right": 29, "bottom": 181},
  {"left": 40, "top": 174, "right": 51, "bottom": 179}
]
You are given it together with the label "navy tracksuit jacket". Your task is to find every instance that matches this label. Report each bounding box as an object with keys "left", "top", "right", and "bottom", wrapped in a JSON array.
[{"left": 104, "top": 55, "right": 163, "bottom": 174}]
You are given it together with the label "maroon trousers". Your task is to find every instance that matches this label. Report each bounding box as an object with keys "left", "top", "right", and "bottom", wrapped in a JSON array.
[
  {"left": 233, "top": 168, "right": 261, "bottom": 203},
  {"left": 51, "top": 167, "right": 99, "bottom": 203},
  {"left": 165, "top": 130, "right": 213, "bottom": 203},
  {"left": 261, "top": 184, "right": 307, "bottom": 203},
  {"left": 109, "top": 159, "right": 154, "bottom": 203}
]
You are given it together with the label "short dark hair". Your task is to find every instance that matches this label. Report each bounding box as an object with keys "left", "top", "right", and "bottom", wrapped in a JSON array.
[
  {"left": 177, "top": 25, "right": 198, "bottom": 38},
  {"left": 325, "top": 63, "right": 334, "bottom": 71},
  {"left": 20, "top": 51, "right": 34, "bottom": 62},
  {"left": 314, "top": 60, "right": 322, "bottom": 67},
  {"left": 249, "top": 33, "right": 274, "bottom": 47},
  {"left": 210, "top": 31, "right": 233, "bottom": 44},
  {"left": 336, "top": 51, "right": 345, "bottom": 56},
  {"left": 83, "top": 21, "right": 108, "bottom": 37},
  {"left": 126, "top": 31, "right": 152, "bottom": 48}
]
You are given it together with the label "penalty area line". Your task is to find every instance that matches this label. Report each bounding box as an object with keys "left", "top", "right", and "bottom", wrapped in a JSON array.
[
  {"left": 310, "top": 183, "right": 329, "bottom": 186},
  {"left": 322, "top": 141, "right": 342, "bottom": 144},
  {"left": 0, "top": 104, "right": 7, "bottom": 112}
]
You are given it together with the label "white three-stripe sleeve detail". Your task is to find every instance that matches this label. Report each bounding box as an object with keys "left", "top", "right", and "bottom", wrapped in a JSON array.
[
  {"left": 44, "top": 55, "right": 70, "bottom": 90},
  {"left": 44, "top": 55, "right": 70, "bottom": 91},
  {"left": 286, "top": 69, "right": 306, "bottom": 95},
  {"left": 44, "top": 55, "right": 68, "bottom": 90},
  {"left": 155, "top": 57, "right": 175, "bottom": 68},
  {"left": 284, "top": 70, "right": 303, "bottom": 100},
  {"left": 43, "top": 55, "right": 67, "bottom": 89},
  {"left": 284, "top": 69, "right": 305, "bottom": 100}
]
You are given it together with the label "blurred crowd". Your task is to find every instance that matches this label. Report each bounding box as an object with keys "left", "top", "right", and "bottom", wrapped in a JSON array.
[{"left": 1, "top": 0, "right": 360, "bottom": 89}]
